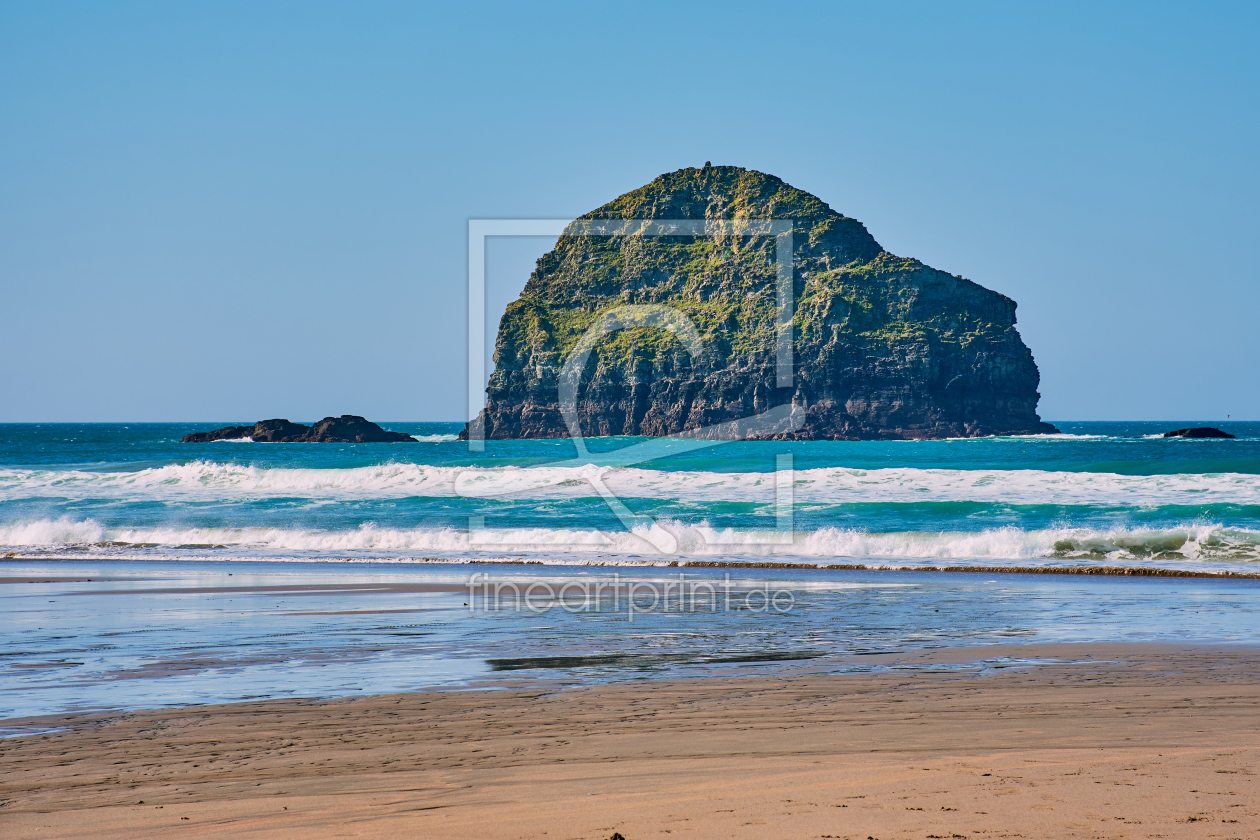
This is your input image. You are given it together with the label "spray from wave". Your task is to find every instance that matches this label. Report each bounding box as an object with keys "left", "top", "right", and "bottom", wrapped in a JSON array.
[
  {"left": 2, "top": 461, "right": 1259, "bottom": 506},
  {"left": 4, "top": 517, "right": 1258, "bottom": 567}
]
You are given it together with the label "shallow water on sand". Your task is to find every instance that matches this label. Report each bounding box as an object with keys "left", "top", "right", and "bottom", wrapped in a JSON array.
[{"left": 4, "top": 558, "right": 1260, "bottom": 722}]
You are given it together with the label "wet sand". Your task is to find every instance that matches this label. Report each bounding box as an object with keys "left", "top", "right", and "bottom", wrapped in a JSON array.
[{"left": 3, "top": 643, "right": 1259, "bottom": 839}]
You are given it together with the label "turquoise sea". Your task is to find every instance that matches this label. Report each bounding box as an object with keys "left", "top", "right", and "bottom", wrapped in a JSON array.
[
  {"left": 3, "top": 421, "right": 1260, "bottom": 722},
  {"left": 2, "top": 421, "right": 1259, "bottom": 569}
]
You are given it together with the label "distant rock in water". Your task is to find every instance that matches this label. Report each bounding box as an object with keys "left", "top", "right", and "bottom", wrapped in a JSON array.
[
  {"left": 183, "top": 416, "right": 415, "bottom": 443},
  {"left": 248, "top": 419, "right": 313, "bottom": 442},
  {"left": 305, "top": 415, "right": 415, "bottom": 443},
  {"left": 1162, "top": 427, "right": 1236, "bottom": 439},
  {"left": 464, "top": 165, "right": 1057, "bottom": 441},
  {"left": 181, "top": 425, "right": 254, "bottom": 443}
]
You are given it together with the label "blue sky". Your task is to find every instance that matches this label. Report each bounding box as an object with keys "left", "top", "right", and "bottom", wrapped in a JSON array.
[{"left": 2, "top": 1, "right": 1256, "bottom": 422}]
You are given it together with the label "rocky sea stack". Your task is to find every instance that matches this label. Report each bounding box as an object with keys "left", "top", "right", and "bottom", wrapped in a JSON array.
[
  {"left": 183, "top": 416, "right": 415, "bottom": 443},
  {"left": 466, "top": 166, "right": 1057, "bottom": 441}
]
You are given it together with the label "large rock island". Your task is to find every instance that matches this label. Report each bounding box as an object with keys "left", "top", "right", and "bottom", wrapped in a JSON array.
[
  {"left": 466, "top": 165, "right": 1057, "bottom": 441},
  {"left": 183, "top": 416, "right": 415, "bottom": 443}
]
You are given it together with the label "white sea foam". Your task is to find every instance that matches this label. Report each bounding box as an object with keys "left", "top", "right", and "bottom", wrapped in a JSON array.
[
  {"left": 2, "top": 461, "right": 1258, "bottom": 506},
  {"left": 0, "top": 517, "right": 108, "bottom": 546},
  {"left": 3, "top": 517, "right": 1258, "bottom": 565}
]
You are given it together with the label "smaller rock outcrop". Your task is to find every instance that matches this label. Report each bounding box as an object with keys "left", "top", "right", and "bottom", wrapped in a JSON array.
[
  {"left": 181, "top": 425, "right": 254, "bottom": 443},
  {"left": 1162, "top": 427, "right": 1236, "bottom": 439},
  {"left": 182, "top": 416, "right": 415, "bottom": 443},
  {"left": 305, "top": 415, "right": 415, "bottom": 443},
  {"left": 250, "top": 419, "right": 314, "bottom": 442}
]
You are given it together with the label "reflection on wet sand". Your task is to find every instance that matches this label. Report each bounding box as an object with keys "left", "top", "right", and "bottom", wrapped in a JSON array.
[{"left": 4, "top": 645, "right": 1260, "bottom": 840}]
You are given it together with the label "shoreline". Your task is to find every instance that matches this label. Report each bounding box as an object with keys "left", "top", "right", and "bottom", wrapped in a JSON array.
[
  {"left": 11, "top": 559, "right": 1260, "bottom": 724},
  {"left": 7, "top": 552, "right": 1260, "bottom": 580},
  {"left": 4, "top": 642, "right": 1259, "bottom": 839}
]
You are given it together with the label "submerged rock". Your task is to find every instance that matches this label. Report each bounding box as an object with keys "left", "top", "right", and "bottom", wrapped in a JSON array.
[
  {"left": 1162, "top": 427, "right": 1235, "bottom": 439},
  {"left": 182, "top": 416, "right": 414, "bottom": 443},
  {"left": 465, "top": 165, "right": 1057, "bottom": 441}
]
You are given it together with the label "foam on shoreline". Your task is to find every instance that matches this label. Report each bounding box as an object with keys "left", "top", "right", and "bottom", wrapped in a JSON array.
[{"left": 4, "top": 517, "right": 1260, "bottom": 573}]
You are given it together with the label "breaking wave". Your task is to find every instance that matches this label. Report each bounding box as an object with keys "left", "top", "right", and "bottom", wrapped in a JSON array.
[
  {"left": 2, "top": 461, "right": 1259, "bottom": 506},
  {"left": 3, "top": 517, "right": 1258, "bottom": 567}
]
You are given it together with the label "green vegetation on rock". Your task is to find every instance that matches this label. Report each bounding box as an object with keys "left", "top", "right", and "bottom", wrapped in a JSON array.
[{"left": 467, "top": 165, "right": 1055, "bottom": 441}]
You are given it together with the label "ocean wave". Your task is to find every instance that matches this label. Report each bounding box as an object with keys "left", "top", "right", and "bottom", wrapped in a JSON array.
[
  {"left": 2, "top": 461, "right": 1259, "bottom": 506},
  {"left": 3, "top": 517, "right": 1258, "bottom": 565}
]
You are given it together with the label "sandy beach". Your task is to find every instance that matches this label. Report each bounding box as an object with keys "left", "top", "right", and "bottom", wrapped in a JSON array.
[{"left": 3, "top": 642, "right": 1258, "bottom": 839}]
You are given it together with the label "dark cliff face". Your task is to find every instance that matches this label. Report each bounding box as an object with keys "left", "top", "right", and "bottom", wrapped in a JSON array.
[{"left": 466, "top": 166, "right": 1056, "bottom": 441}]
